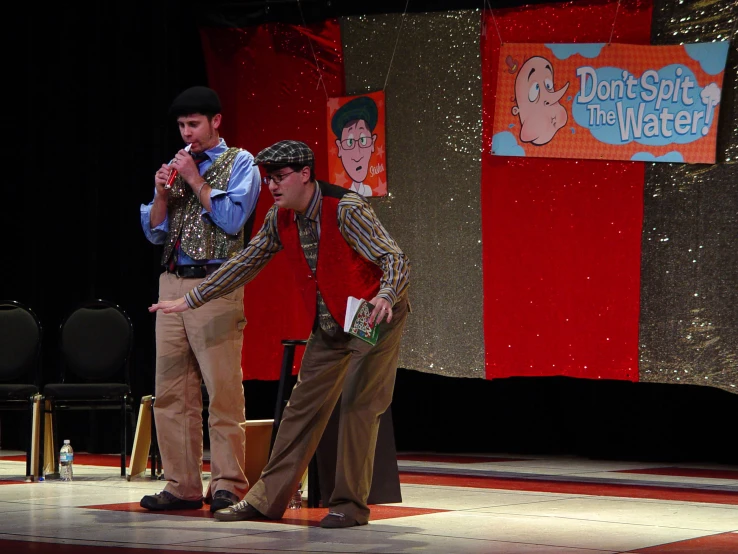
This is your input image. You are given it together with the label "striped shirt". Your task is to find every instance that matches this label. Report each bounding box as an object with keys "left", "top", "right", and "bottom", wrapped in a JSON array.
[{"left": 185, "top": 182, "right": 410, "bottom": 309}]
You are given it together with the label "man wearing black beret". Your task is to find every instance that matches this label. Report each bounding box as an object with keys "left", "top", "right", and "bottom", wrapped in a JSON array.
[
  {"left": 148, "top": 139, "right": 410, "bottom": 528},
  {"left": 139, "top": 86, "right": 261, "bottom": 513}
]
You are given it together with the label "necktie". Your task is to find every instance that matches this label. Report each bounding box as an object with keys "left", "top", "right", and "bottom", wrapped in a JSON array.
[
  {"left": 191, "top": 152, "right": 208, "bottom": 165},
  {"left": 167, "top": 153, "right": 209, "bottom": 272},
  {"left": 297, "top": 215, "right": 340, "bottom": 335}
]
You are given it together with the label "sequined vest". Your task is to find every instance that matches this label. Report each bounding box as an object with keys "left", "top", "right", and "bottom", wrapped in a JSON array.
[
  {"left": 276, "top": 182, "right": 382, "bottom": 326},
  {"left": 161, "top": 147, "right": 244, "bottom": 265}
]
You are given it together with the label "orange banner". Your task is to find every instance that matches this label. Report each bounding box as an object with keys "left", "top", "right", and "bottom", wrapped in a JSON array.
[
  {"left": 327, "top": 91, "right": 387, "bottom": 196},
  {"left": 491, "top": 42, "right": 729, "bottom": 164}
]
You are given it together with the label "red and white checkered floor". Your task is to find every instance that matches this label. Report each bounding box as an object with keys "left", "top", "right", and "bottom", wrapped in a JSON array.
[{"left": 1, "top": 450, "right": 736, "bottom": 553}]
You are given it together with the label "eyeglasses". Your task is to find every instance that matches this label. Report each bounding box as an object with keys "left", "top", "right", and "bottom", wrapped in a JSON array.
[
  {"left": 262, "top": 170, "right": 297, "bottom": 185},
  {"left": 338, "top": 136, "right": 373, "bottom": 150}
]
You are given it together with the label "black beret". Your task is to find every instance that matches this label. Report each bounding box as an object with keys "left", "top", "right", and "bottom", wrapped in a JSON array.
[
  {"left": 168, "top": 86, "right": 222, "bottom": 118},
  {"left": 330, "top": 95, "right": 378, "bottom": 138}
]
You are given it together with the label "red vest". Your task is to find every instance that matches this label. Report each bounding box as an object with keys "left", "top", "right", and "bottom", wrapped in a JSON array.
[{"left": 276, "top": 183, "right": 382, "bottom": 325}]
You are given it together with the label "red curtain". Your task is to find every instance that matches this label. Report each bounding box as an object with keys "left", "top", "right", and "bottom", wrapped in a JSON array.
[
  {"left": 481, "top": 0, "right": 653, "bottom": 380},
  {"left": 200, "top": 22, "right": 345, "bottom": 380}
]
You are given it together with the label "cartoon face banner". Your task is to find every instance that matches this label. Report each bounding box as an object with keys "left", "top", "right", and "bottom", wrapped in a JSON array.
[
  {"left": 491, "top": 42, "right": 730, "bottom": 164},
  {"left": 327, "top": 90, "right": 387, "bottom": 196}
]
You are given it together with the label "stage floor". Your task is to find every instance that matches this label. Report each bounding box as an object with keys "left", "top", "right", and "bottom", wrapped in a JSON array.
[{"left": 1, "top": 450, "right": 736, "bottom": 553}]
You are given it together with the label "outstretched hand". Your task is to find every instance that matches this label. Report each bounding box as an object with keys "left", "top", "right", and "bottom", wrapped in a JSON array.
[{"left": 149, "top": 297, "right": 190, "bottom": 314}]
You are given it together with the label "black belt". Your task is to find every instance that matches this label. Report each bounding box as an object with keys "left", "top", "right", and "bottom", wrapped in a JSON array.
[{"left": 167, "top": 264, "right": 221, "bottom": 278}]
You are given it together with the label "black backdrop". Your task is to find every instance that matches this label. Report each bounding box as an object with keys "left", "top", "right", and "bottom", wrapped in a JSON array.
[{"left": 3, "top": 0, "right": 735, "bottom": 463}]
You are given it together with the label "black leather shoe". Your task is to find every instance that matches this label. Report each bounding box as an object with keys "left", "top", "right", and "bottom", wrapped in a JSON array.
[
  {"left": 209, "top": 489, "right": 240, "bottom": 513},
  {"left": 214, "top": 500, "right": 266, "bottom": 522},
  {"left": 140, "top": 490, "right": 203, "bottom": 511},
  {"left": 320, "top": 511, "right": 362, "bottom": 528}
]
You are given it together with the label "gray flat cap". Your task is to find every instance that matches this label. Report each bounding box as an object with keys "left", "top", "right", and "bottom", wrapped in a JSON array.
[{"left": 253, "top": 140, "right": 315, "bottom": 167}]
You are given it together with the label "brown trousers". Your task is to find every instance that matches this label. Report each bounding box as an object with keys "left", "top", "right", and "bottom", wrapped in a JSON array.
[
  {"left": 154, "top": 271, "right": 249, "bottom": 501},
  {"left": 245, "top": 296, "right": 409, "bottom": 524}
]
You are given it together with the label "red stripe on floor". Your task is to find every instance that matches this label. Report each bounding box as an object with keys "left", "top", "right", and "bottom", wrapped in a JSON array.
[
  {"left": 617, "top": 467, "right": 738, "bottom": 480},
  {"left": 399, "top": 472, "right": 738, "bottom": 505},
  {"left": 397, "top": 454, "right": 526, "bottom": 464},
  {"left": 85, "top": 502, "right": 446, "bottom": 525},
  {"left": 627, "top": 531, "right": 738, "bottom": 553},
  {"left": 275, "top": 504, "right": 447, "bottom": 526},
  {"left": 87, "top": 502, "right": 213, "bottom": 518}
]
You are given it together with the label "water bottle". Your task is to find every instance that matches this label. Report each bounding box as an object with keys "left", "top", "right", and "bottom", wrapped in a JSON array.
[
  {"left": 288, "top": 483, "right": 303, "bottom": 509},
  {"left": 59, "top": 440, "right": 74, "bottom": 481}
]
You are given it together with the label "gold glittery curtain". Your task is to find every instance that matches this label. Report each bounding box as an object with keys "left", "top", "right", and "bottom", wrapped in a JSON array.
[
  {"left": 341, "top": 11, "right": 485, "bottom": 379},
  {"left": 639, "top": 0, "right": 738, "bottom": 393}
]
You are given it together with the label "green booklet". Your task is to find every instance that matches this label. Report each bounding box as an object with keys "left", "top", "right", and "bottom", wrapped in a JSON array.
[{"left": 344, "top": 296, "right": 380, "bottom": 345}]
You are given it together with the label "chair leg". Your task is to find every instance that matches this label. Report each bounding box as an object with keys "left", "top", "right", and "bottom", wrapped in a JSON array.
[
  {"left": 271, "top": 343, "right": 297, "bottom": 456},
  {"left": 51, "top": 403, "right": 60, "bottom": 478},
  {"left": 120, "top": 397, "right": 127, "bottom": 477},
  {"left": 25, "top": 400, "right": 33, "bottom": 479},
  {"left": 38, "top": 399, "right": 45, "bottom": 478}
]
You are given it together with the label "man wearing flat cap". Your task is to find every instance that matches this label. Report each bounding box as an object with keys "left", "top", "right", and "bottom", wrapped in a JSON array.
[
  {"left": 331, "top": 96, "right": 378, "bottom": 196},
  {"left": 149, "top": 139, "right": 410, "bottom": 529},
  {"left": 139, "top": 85, "right": 261, "bottom": 513}
]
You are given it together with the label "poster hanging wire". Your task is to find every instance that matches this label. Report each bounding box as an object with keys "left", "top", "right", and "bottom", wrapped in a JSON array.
[
  {"left": 608, "top": 0, "right": 623, "bottom": 45},
  {"left": 383, "top": 0, "right": 411, "bottom": 90},
  {"left": 296, "top": 0, "right": 330, "bottom": 100},
  {"left": 484, "top": 0, "right": 505, "bottom": 46},
  {"left": 729, "top": 9, "right": 737, "bottom": 41}
]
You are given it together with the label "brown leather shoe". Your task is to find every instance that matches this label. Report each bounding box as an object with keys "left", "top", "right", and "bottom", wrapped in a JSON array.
[
  {"left": 140, "top": 491, "right": 203, "bottom": 511},
  {"left": 214, "top": 500, "right": 267, "bottom": 522},
  {"left": 319, "top": 511, "right": 362, "bottom": 528}
]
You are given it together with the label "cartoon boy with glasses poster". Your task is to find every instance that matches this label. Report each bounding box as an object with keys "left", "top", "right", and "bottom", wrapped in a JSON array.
[{"left": 327, "top": 91, "right": 387, "bottom": 197}]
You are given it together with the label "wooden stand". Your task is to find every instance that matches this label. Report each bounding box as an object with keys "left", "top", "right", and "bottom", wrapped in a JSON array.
[
  {"left": 27, "top": 394, "right": 43, "bottom": 481},
  {"left": 127, "top": 395, "right": 153, "bottom": 481},
  {"left": 42, "top": 399, "right": 56, "bottom": 478}
]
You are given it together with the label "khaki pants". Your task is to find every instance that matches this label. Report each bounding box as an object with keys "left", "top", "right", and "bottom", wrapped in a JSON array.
[
  {"left": 245, "top": 296, "right": 409, "bottom": 524},
  {"left": 154, "top": 271, "right": 248, "bottom": 501}
]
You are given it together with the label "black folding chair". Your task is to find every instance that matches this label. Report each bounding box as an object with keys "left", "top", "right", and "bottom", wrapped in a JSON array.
[
  {"left": 43, "top": 299, "right": 134, "bottom": 477},
  {"left": 0, "top": 300, "right": 43, "bottom": 479}
]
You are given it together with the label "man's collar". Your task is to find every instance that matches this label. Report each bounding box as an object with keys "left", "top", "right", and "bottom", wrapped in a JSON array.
[
  {"left": 201, "top": 137, "right": 226, "bottom": 161},
  {"left": 295, "top": 181, "right": 321, "bottom": 221}
]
